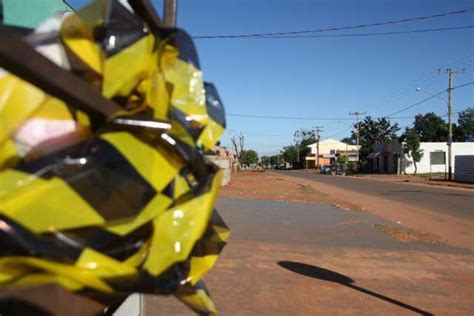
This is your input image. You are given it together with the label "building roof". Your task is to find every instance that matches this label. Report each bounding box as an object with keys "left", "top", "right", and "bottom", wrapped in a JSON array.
[{"left": 306, "top": 139, "right": 359, "bottom": 155}]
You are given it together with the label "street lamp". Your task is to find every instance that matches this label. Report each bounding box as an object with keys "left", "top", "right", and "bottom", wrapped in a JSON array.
[
  {"left": 415, "top": 87, "right": 453, "bottom": 180},
  {"left": 415, "top": 87, "right": 449, "bottom": 105}
]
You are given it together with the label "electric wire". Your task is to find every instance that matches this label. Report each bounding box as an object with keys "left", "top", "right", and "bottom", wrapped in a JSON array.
[
  {"left": 383, "top": 82, "right": 474, "bottom": 118},
  {"left": 193, "top": 8, "right": 474, "bottom": 39},
  {"left": 255, "top": 25, "right": 474, "bottom": 39},
  {"left": 227, "top": 81, "right": 472, "bottom": 122},
  {"left": 369, "top": 53, "right": 474, "bottom": 107},
  {"left": 227, "top": 113, "right": 353, "bottom": 121}
]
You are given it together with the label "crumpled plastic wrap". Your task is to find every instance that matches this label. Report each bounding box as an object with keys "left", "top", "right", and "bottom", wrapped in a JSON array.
[{"left": 0, "top": 0, "right": 228, "bottom": 314}]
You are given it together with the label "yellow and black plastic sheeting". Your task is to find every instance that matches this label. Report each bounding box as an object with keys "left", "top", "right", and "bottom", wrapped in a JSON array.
[{"left": 0, "top": 0, "right": 228, "bottom": 314}]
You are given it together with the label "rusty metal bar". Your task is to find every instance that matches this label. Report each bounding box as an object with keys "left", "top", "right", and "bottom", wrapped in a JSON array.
[{"left": 0, "top": 24, "right": 122, "bottom": 126}]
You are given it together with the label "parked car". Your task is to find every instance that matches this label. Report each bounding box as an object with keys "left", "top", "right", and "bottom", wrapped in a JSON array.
[{"left": 320, "top": 165, "right": 332, "bottom": 174}]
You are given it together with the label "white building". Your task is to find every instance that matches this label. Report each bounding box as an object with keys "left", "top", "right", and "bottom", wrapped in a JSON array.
[
  {"left": 306, "top": 139, "right": 359, "bottom": 167},
  {"left": 403, "top": 142, "right": 474, "bottom": 174}
]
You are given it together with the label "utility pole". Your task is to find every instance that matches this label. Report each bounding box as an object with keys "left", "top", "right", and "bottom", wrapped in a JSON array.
[
  {"left": 313, "top": 126, "right": 323, "bottom": 169},
  {"left": 447, "top": 68, "right": 453, "bottom": 181},
  {"left": 164, "top": 0, "right": 177, "bottom": 27},
  {"left": 349, "top": 111, "right": 366, "bottom": 169},
  {"left": 294, "top": 130, "right": 303, "bottom": 166},
  {"left": 441, "top": 68, "right": 464, "bottom": 181}
]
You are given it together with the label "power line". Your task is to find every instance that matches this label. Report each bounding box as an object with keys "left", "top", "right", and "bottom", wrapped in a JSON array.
[
  {"left": 452, "top": 81, "right": 474, "bottom": 89},
  {"left": 325, "top": 127, "right": 353, "bottom": 139},
  {"left": 369, "top": 53, "right": 474, "bottom": 107},
  {"left": 384, "top": 90, "right": 445, "bottom": 117},
  {"left": 256, "top": 25, "right": 474, "bottom": 39},
  {"left": 227, "top": 113, "right": 353, "bottom": 121},
  {"left": 194, "top": 8, "right": 474, "bottom": 39},
  {"left": 319, "top": 109, "right": 467, "bottom": 142},
  {"left": 226, "top": 83, "right": 472, "bottom": 124},
  {"left": 383, "top": 81, "right": 474, "bottom": 118}
]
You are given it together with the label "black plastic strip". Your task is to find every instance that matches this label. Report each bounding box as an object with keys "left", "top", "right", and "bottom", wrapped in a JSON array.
[
  {"left": 0, "top": 214, "right": 82, "bottom": 262},
  {"left": 127, "top": 0, "right": 162, "bottom": 35},
  {"left": 204, "top": 82, "right": 226, "bottom": 127}
]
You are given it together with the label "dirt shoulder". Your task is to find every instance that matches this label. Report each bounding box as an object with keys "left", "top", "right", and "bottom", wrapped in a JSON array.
[
  {"left": 219, "top": 171, "right": 338, "bottom": 205},
  {"left": 219, "top": 171, "right": 474, "bottom": 251}
]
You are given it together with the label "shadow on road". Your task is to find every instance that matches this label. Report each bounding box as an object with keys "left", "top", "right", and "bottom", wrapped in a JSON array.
[{"left": 278, "top": 261, "right": 432, "bottom": 315}]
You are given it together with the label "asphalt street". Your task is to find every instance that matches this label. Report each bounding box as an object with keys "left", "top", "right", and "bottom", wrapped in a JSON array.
[
  {"left": 145, "top": 198, "right": 474, "bottom": 315},
  {"left": 276, "top": 171, "right": 474, "bottom": 221},
  {"left": 215, "top": 199, "right": 469, "bottom": 253}
]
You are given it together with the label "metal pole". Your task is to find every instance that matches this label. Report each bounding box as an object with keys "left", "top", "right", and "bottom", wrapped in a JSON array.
[
  {"left": 349, "top": 111, "right": 365, "bottom": 171},
  {"left": 313, "top": 126, "right": 323, "bottom": 169},
  {"left": 356, "top": 119, "right": 360, "bottom": 163},
  {"left": 316, "top": 139, "right": 320, "bottom": 168},
  {"left": 447, "top": 68, "right": 453, "bottom": 181},
  {"left": 294, "top": 131, "right": 301, "bottom": 165},
  {"left": 164, "top": 0, "right": 177, "bottom": 27}
]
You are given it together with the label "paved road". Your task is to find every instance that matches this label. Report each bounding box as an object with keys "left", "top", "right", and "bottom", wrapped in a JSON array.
[
  {"left": 275, "top": 171, "right": 474, "bottom": 221},
  {"left": 146, "top": 199, "right": 474, "bottom": 315},
  {"left": 214, "top": 199, "right": 469, "bottom": 253}
]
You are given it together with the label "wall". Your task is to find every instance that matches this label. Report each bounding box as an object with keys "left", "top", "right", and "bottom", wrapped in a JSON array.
[
  {"left": 403, "top": 142, "right": 474, "bottom": 174},
  {"left": 205, "top": 156, "right": 231, "bottom": 186}
]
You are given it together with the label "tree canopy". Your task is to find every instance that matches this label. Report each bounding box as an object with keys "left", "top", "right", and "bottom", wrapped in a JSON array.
[
  {"left": 351, "top": 116, "right": 400, "bottom": 163},
  {"left": 294, "top": 129, "right": 317, "bottom": 163},
  {"left": 412, "top": 112, "right": 448, "bottom": 142},
  {"left": 240, "top": 149, "right": 258, "bottom": 166},
  {"left": 340, "top": 137, "right": 355, "bottom": 145},
  {"left": 402, "top": 128, "right": 424, "bottom": 175},
  {"left": 281, "top": 145, "right": 298, "bottom": 164},
  {"left": 454, "top": 107, "right": 474, "bottom": 141}
]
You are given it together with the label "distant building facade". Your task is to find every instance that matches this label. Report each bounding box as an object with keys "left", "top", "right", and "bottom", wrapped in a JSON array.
[
  {"left": 204, "top": 145, "right": 237, "bottom": 186},
  {"left": 306, "top": 139, "right": 359, "bottom": 168},
  {"left": 368, "top": 141, "right": 474, "bottom": 175},
  {"left": 368, "top": 141, "right": 401, "bottom": 174},
  {"left": 403, "top": 142, "right": 474, "bottom": 175}
]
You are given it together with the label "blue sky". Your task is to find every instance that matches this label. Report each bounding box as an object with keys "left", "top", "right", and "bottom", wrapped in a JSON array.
[{"left": 73, "top": 0, "right": 474, "bottom": 156}]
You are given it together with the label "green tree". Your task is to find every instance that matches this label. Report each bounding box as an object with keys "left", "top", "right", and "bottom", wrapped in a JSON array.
[
  {"left": 454, "top": 108, "right": 474, "bottom": 141},
  {"left": 403, "top": 128, "right": 424, "bottom": 175},
  {"left": 260, "top": 155, "right": 277, "bottom": 167},
  {"left": 294, "top": 129, "right": 317, "bottom": 164},
  {"left": 351, "top": 116, "right": 400, "bottom": 164},
  {"left": 241, "top": 149, "right": 258, "bottom": 166},
  {"left": 337, "top": 155, "right": 349, "bottom": 170},
  {"left": 413, "top": 112, "right": 448, "bottom": 142},
  {"left": 281, "top": 145, "right": 297, "bottom": 164},
  {"left": 266, "top": 155, "right": 279, "bottom": 166},
  {"left": 340, "top": 137, "right": 355, "bottom": 145}
]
